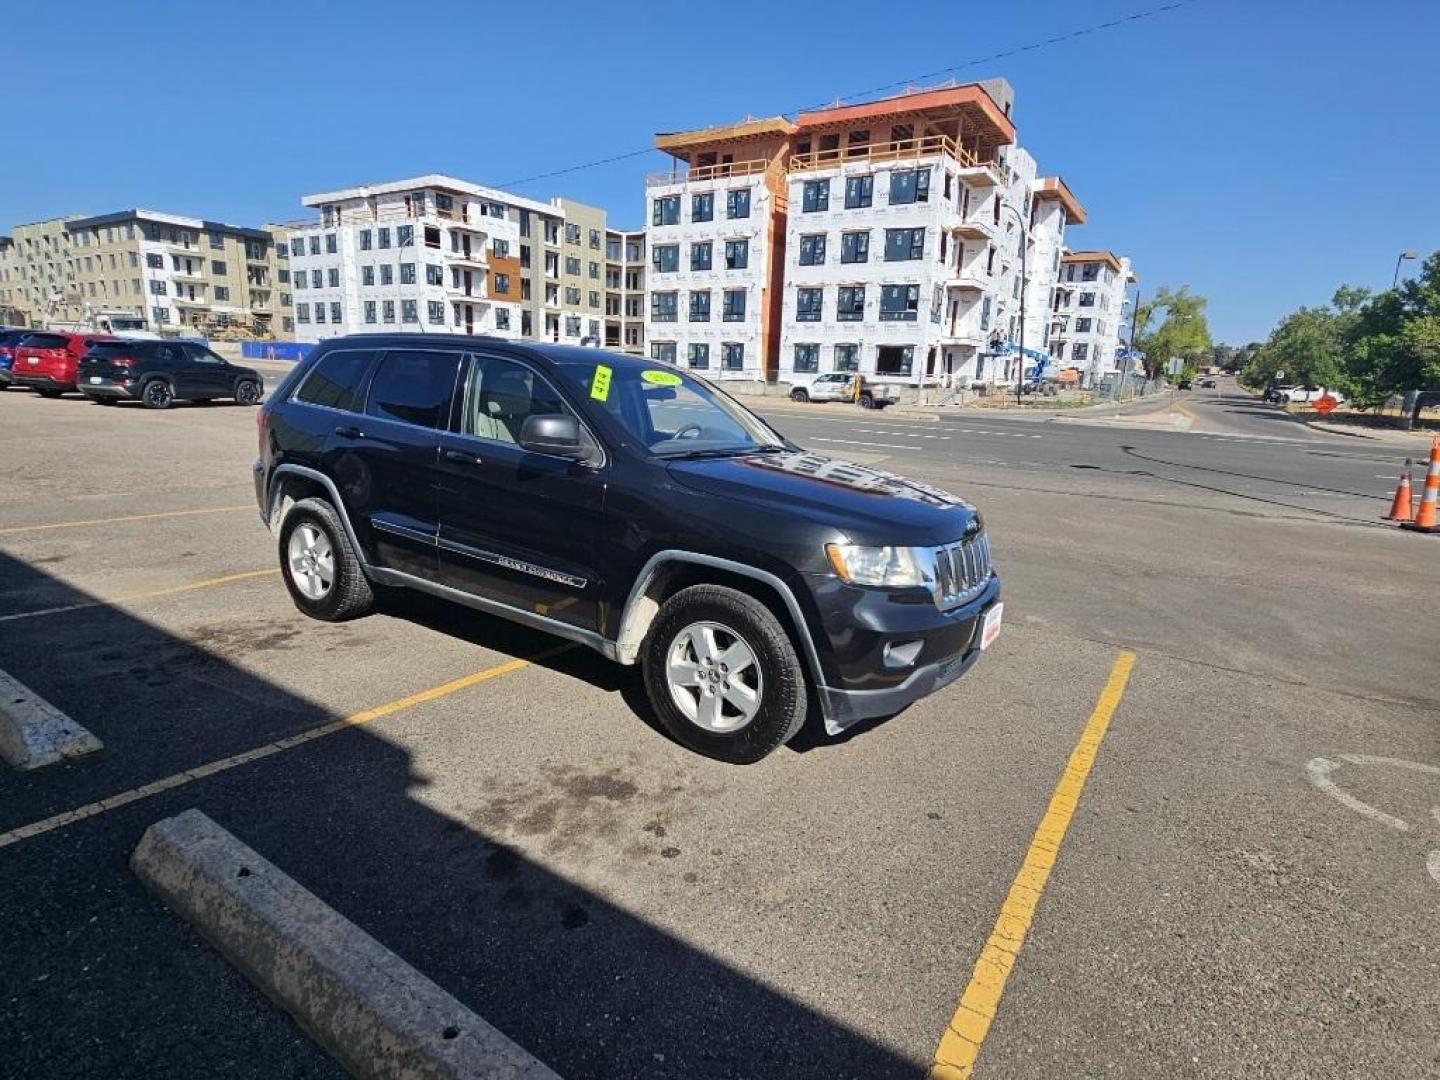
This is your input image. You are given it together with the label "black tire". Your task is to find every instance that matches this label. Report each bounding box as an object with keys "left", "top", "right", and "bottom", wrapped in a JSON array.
[
  {"left": 234, "top": 379, "right": 262, "bottom": 406},
  {"left": 789, "top": 388, "right": 809, "bottom": 403},
  {"left": 278, "top": 497, "right": 374, "bottom": 621},
  {"left": 36, "top": 388, "right": 63, "bottom": 399},
  {"left": 858, "top": 393, "right": 875, "bottom": 409},
  {"left": 641, "top": 584, "right": 808, "bottom": 764},
  {"left": 141, "top": 379, "right": 173, "bottom": 410},
  {"left": 92, "top": 396, "right": 117, "bottom": 406}
]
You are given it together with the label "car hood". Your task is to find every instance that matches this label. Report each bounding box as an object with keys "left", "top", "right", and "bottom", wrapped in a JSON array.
[{"left": 666, "top": 449, "right": 978, "bottom": 546}]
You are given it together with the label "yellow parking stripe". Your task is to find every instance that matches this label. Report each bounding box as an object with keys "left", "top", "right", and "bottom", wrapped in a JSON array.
[
  {"left": 0, "top": 504, "right": 253, "bottom": 537},
  {"left": 0, "top": 569, "right": 279, "bottom": 624},
  {"left": 929, "top": 649, "right": 1137, "bottom": 1079},
  {"left": 0, "top": 651, "right": 559, "bottom": 849}
]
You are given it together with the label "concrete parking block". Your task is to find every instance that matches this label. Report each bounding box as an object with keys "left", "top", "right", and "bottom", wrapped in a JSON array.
[
  {"left": 132, "top": 809, "right": 563, "bottom": 1080},
  {"left": 0, "top": 667, "right": 103, "bottom": 769}
]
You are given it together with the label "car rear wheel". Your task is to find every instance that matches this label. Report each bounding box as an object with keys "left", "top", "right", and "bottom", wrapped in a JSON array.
[
  {"left": 234, "top": 379, "right": 261, "bottom": 406},
  {"left": 36, "top": 389, "right": 63, "bottom": 399},
  {"left": 858, "top": 393, "right": 875, "bottom": 409},
  {"left": 278, "top": 498, "right": 374, "bottom": 621},
  {"left": 141, "top": 380, "right": 173, "bottom": 410},
  {"left": 642, "top": 585, "right": 808, "bottom": 764},
  {"left": 790, "top": 388, "right": 809, "bottom": 403}
]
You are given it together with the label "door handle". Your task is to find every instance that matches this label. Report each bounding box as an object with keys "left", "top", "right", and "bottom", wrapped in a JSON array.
[
  {"left": 335, "top": 425, "right": 364, "bottom": 438},
  {"left": 443, "top": 449, "right": 482, "bottom": 465}
]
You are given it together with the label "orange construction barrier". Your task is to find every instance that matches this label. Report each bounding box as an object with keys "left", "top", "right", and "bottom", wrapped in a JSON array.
[
  {"left": 1384, "top": 459, "right": 1415, "bottom": 522},
  {"left": 1403, "top": 437, "right": 1440, "bottom": 533}
]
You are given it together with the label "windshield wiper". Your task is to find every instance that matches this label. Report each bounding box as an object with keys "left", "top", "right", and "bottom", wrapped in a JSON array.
[{"left": 659, "top": 445, "right": 779, "bottom": 461}]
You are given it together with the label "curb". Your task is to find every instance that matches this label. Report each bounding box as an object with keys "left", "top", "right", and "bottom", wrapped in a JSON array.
[
  {"left": 132, "top": 809, "right": 564, "bottom": 1080},
  {"left": 0, "top": 667, "right": 103, "bottom": 769}
]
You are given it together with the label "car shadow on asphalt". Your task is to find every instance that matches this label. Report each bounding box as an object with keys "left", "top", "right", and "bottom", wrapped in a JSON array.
[
  {"left": 377, "top": 587, "right": 875, "bottom": 758},
  {"left": 0, "top": 552, "right": 921, "bottom": 1080}
]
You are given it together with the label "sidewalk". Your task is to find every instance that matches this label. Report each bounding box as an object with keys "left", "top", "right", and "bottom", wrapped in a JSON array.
[{"left": 1302, "top": 418, "right": 1440, "bottom": 446}]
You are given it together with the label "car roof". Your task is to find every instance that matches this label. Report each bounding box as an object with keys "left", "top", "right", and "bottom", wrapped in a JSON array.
[{"left": 311, "top": 333, "right": 656, "bottom": 370}]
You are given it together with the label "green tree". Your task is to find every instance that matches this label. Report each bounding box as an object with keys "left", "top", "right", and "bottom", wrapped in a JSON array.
[
  {"left": 1133, "top": 286, "right": 1212, "bottom": 380},
  {"left": 1243, "top": 286, "right": 1369, "bottom": 395},
  {"left": 1344, "top": 253, "right": 1440, "bottom": 413}
]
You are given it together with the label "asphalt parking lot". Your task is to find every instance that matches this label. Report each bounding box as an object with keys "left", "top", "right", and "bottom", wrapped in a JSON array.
[{"left": 3, "top": 382, "right": 1438, "bottom": 1079}]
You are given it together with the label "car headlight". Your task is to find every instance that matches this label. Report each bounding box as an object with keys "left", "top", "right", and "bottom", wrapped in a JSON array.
[{"left": 825, "top": 543, "right": 928, "bottom": 588}]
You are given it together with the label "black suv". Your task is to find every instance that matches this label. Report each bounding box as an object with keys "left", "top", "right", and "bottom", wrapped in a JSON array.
[
  {"left": 254, "top": 335, "right": 1001, "bottom": 763},
  {"left": 78, "top": 339, "right": 264, "bottom": 409}
]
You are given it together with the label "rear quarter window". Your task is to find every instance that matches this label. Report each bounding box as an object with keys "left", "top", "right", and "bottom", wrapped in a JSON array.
[{"left": 291, "top": 349, "right": 377, "bottom": 413}]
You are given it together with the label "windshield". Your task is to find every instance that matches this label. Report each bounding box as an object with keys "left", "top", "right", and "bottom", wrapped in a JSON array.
[{"left": 553, "top": 358, "right": 787, "bottom": 459}]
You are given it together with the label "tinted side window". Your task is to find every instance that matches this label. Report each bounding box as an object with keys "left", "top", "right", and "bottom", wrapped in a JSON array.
[
  {"left": 293, "top": 349, "right": 377, "bottom": 413},
  {"left": 365, "top": 350, "right": 461, "bottom": 429}
]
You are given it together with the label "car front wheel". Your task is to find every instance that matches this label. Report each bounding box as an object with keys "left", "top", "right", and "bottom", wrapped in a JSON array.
[
  {"left": 642, "top": 584, "right": 808, "bottom": 764},
  {"left": 790, "top": 388, "right": 809, "bottom": 403},
  {"left": 234, "top": 379, "right": 262, "bottom": 406}
]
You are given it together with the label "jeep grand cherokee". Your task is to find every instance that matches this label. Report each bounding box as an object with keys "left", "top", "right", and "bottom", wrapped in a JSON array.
[{"left": 254, "top": 335, "right": 1001, "bottom": 763}]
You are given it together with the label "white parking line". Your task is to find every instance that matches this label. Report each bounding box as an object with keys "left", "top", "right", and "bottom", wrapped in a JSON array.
[{"left": 856, "top": 429, "right": 951, "bottom": 440}]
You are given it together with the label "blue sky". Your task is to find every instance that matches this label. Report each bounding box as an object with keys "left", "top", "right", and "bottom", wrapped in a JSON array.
[{"left": 4, "top": 0, "right": 1436, "bottom": 342}]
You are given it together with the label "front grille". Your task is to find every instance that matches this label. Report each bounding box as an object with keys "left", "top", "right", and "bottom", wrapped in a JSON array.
[{"left": 932, "top": 532, "right": 991, "bottom": 609}]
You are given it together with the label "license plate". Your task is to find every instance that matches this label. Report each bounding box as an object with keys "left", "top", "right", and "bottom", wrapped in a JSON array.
[
  {"left": 979, "top": 602, "right": 1003, "bottom": 650},
  {"left": 27, "top": 357, "right": 39, "bottom": 364},
  {"left": 89, "top": 376, "right": 102, "bottom": 384}
]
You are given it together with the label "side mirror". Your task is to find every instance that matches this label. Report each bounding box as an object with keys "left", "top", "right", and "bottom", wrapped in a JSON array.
[{"left": 519, "top": 414, "right": 584, "bottom": 458}]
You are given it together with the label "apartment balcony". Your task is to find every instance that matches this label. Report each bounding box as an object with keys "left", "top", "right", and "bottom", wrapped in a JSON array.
[
  {"left": 789, "top": 134, "right": 1005, "bottom": 185},
  {"left": 446, "top": 249, "right": 488, "bottom": 268},
  {"left": 646, "top": 158, "right": 775, "bottom": 188},
  {"left": 952, "top": 215, "right": 997, "bottom": 241},
  {"left": 946, "top": 265, "right": 992, "bottom": 292},
  {"left": 940, "top": 325, "right": 987, "bottom": 347},
  {"left": 172, "top": 296, "right": 210, "bottom": 309},
  {"left": 170, "top": 269, "right": 207, "bottom": 283}
]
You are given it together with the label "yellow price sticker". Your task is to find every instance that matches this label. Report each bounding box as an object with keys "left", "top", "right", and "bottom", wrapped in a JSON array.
[
  {"left": 591, "top": 364, "right": 613, "bottom": 401},
  {"left": 641, "top": 369, "right": 682, "bottom": 387}
]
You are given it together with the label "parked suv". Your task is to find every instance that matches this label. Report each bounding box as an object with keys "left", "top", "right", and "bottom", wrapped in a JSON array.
[
  {"left": 0, "top": 328, "right": 33, "bottom": 389},
  {"left": 254, "top": 336, "right": 1001, "bottom": 763},
  {"left": 78, "top": 339, "right": 264, "bottom": 408},
  {"left": 789, "top": 371, "right": 899, "bottom": 409},
  {"left": 9, "top": 330, "right": 117, "bottom": 396}
]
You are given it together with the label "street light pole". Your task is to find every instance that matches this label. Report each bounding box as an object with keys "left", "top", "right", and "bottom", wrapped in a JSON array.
[{"left": 1393, "top": 250, "right": 1419, "bottom": 288}]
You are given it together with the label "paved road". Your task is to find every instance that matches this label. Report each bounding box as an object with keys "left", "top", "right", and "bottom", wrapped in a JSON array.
[{"left": 1, "top": 383, "right": 1437, "bottom": 1080}]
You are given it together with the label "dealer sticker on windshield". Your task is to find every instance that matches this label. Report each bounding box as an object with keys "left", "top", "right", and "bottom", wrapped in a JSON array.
[
  {"left": 980, "top": 602, "right": 1003, "bottom": 650},
  {"left": 591, "top": 364, "right": 613, "bottom": 402},
  {"left": 641, "top": 369, "right": 682, "bottom": 387}
]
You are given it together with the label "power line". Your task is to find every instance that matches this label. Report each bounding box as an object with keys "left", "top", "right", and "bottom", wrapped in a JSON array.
[{"left": 492, "top": 0, "right": 1200, "bottom": 190}]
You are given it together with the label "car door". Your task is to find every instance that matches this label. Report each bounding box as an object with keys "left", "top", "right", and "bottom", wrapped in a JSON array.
[
  {"left": 149, "top": 342, "right": 185, "bottom": 388},
  {"left": 178, "top": 343, "right": 238, "bottom": 399},
  {"left": 434, "top": 351, "right": 606, "bottom": 635},
  {"left": 324, "top": 347, "right": 463, "bottom": 582}
]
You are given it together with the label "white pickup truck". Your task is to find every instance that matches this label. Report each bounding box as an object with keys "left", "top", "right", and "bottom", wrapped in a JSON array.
[
  {"left": 1281, "top": 386, "right": 1346, "bottom": 405},
  {"left": 788, "top": 372, "right": 900, "bottom": 410}
]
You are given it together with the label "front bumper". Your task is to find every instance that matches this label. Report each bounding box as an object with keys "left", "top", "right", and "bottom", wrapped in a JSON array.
[{"left": 811, "top": 572, "right": 1001, "bottom": 734}]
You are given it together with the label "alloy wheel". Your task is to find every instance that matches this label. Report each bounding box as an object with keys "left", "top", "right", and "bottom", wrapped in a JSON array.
[
  {"left": 665, "top": 620, "right": 764, "bottom": 733},
  {"left": 286, "top": 523, "right": 335, "bottom": 600}
]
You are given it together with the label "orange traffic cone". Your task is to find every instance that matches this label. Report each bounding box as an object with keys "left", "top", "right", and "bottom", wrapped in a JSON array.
[
  {"left": 1384, "top": 459, "right": 1415, "bottom": 522},
  {"left": 1402, "top": 438, "right": 1440, "bottom": 533}
]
